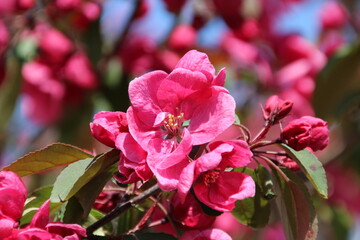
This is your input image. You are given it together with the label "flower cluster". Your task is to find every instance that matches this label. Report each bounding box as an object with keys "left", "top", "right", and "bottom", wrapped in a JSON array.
[
  {"left": 0, "top": 171, "right": 86, "bottom": 240},
  {"left": 91, "top": 50, "right": 256, "bottom": 214}
]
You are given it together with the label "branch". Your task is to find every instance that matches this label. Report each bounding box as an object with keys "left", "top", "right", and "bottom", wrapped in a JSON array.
[{"left": 86, "top": 184, "right": 161, "bottom": 236}]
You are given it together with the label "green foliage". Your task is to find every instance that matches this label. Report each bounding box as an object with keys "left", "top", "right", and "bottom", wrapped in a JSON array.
[
  {"left": 273, "top": 168, "right": 318, "bottom": 240},
  {"left": 51, "top": 149, "right": 118, "bottom": 224},
  {"left": 232, "top": 166, "right": 271, "bottom": 228},
  {"left": 50, "top": 149, "right": 119, "bottom": 203},
  {"left": 278, "top": 144, "right": 328, "bottom": 198},
  {"left": 2, "top": 143, "right": 93, "bottom": 176}
]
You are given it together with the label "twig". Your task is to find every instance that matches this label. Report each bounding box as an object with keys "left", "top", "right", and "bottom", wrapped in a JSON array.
[
  {"left": 86, "top": 184, "right": 161, "bottom": 236},
  {"left": 254, "top": 154, "right": 290, "bottom": 182}
]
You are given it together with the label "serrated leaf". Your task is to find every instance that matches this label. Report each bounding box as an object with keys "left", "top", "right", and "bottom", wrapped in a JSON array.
[
  {"left": 277, "top": 144, "right": 328, "bottom": 198},
  {"left": 123, "top": 233, "right": 177, "bottom": 240},
  {"left": 2, "top": 143, "right": 93, "bottom": 176},
  {"left": 232, "top": 166, "right": 271, "bottom": 228},
  {"left": 50, "top": 149, "right": 119, "bottom": 203},
  {"left": 273, "top": 168, "right": 318, "bottom": 240}
]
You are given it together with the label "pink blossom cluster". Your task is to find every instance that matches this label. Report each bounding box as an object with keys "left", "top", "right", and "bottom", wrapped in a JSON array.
[
  {"left": 91, "top": 50, "right": 256, "bottom": 213},
  {"left": 21, "top": 26, "right": 98, "bottom": 125},
  {"left": 0, "top": 171, "right": 86, "bottom": 239}
]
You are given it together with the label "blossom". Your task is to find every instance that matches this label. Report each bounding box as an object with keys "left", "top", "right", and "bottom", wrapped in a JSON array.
[
  {"left": 90, "top": 111, "right": 128, "bottom": 148},
  {"left": 179, "top": 228, "right": 232, "bottom": 240},
  {"left": 281, "top": 116, "right": 329, "bottom": 151},
  {"left": 170, "top": 192, "right": 216, "bottom": 230},
  {"left": 178, "top": 140, "right": 255, "bottom": 212},
  {"left": 127, "top": 50, "right": 235, "bottom": 190}
]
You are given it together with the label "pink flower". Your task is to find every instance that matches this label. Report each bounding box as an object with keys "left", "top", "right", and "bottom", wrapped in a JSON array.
[
  {"left": 180, "top": 228, "right": 232, "bottom": 240},
  {"left": 319, "top": 1, "right": 348, "bottom": 30},
  {"left": 63, "top": 51, "right": 98, "bottom": 89},
  {"left": 14, "top": 200, "right": 86, "bottom": 240},
  {"left": 38, "top": 28, "right": 73, "bottom": 65},
  {"left": 90, "top": 111, "right": 129, "bottom": 148},
  {"left": 127, "top": 50, "right": 235, "bottom": 190},
  {"left": 0, "top": 171, "right": 27, "bottom": 223},
  {"left": 170, "top": 192, "right": 216, "bottom": 230},
  {"left": 115, "top": 132, "right": 153, "bottom": 184},
  {"left": 21, "top": 60, "right": 65, "bottom": 125},
  {"left": 178, "top": 140, "right": 255, "bottom": 212},
  {"left": 281, "top": 116, "right": 329, "bottom": 151}
]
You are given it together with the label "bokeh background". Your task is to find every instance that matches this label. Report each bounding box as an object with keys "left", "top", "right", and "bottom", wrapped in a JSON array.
[{"left": 1, "top": 0, "right": 360, "bottom": 239}]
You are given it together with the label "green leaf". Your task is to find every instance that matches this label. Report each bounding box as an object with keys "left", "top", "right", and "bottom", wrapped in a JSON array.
[
  {"left": 123, "top": 233, "right": 177, "bottom": 240},
  {"left": 50, "top": 149, "right": 119, "bottom": 203},
  {"left": 232, "top": 166, "right": 271, "bottom": 228},
  {"left": 277, "top": 143, "right": 328, "bottom": 198},
  {"left": 273, "top": 168, "right": 318, "bottom": 240},
  {"left": 15, "top": 37, "right": 37, "bottom": 61},
  {"left": 2, "top": 143, "right": 93, "bottom": 176},
  {"left": 57, "top": 197, "right": 84, "bottom": 224}
]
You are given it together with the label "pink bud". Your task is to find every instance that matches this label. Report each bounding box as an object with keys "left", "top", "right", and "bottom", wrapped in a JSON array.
[
  {"left": 168, "top": 25, "right": 197, "bottom": 52},
  {"left": 234, "top": 19, "right": 260, "bottom": 41},
  {"left": 263, "top": 95, "right": 293, "bottom": 123},
  {"left": 281, "top": 116, "right": 329, "bottom": 151},
  {"left": 90, "top": 111, "right": 129, "bottom": 148},
  {"left": 320, "top": 1, "right": 348, "bottom": 30}
]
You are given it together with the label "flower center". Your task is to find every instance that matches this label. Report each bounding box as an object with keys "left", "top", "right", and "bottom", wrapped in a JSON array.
[
  {"left": 202, "top": 169, "right": 221, "bottom": 186},
  {"left": 163, "top": 113, "right": 184, "bottom": 139}
]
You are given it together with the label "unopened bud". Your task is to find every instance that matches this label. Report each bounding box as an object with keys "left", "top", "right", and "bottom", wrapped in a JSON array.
[{"left": 263, "top": 95, "right": 293, "bottom": 124}]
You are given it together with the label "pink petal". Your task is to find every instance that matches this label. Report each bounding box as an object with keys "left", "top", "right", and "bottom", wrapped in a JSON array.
[
  {"left": 175, "top": 50, "right": 215, "bottom": 77},
  {"left": 194, "top": 172, "right": 255, "bottom": 212},
  {"left": 156, "top": 68, "right": 210, "bottom": 113},
  {"left": 30, "top": 200, "right": 50, "bottom": 229},
  {"left": 209, "top": 140, "right": 253, "bottom": 169},
  {"left": 177, "top": 161, "right": 197, "bottom": 200},
  {"left": 0, "top": 188, "right": 26, "bottom": 221},
  {"left": 212, "top": 68, "right": 226, "bottom": 86},
  {"left": 128, "top": 70, "right": 168, "bottom": 125},
  {"left": 188, "top": 91, "right": 236, "bottom": 145},
  {"left": 46, "top": 222, "right": 86, "bottom": 238},
  {"left": 0, "top": 218, "right": 16, "bottom": 238}
]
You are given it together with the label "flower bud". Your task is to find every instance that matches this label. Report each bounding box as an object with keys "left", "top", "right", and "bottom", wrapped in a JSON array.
[
  {"left": 263, "top": 95, "right": 293, "bottom": 124},
  {"left": 281, "top": 116, "right": 329, "bottom": 151},
  {"left": 90, "top": 111, "right": 128, "bottom": 148}
]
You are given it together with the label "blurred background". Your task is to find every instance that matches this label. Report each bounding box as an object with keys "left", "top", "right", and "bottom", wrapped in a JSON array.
[{"left": 0, "top": 0, "right": 360, "bottom": 239}]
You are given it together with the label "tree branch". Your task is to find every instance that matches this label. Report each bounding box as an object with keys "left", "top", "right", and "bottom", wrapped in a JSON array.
[{"left": 86, "top": 184, "right": 161, "bottom": 236}]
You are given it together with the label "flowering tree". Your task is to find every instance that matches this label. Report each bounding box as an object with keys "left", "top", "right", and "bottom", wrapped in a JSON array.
[{"left": 0, "top": 0, "right": 359, "bottom": 239}]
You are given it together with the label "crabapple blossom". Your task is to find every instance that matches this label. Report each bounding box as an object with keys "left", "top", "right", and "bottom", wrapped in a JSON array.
[
  {"left": 127, "top": 50, "right": 235, "bottom": 190},
  {"left": 178, "top": 140, "right": 255, "bottom": 212},
  {"left": 263, "top": 95, "right": 293, "bottom": 123}
]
